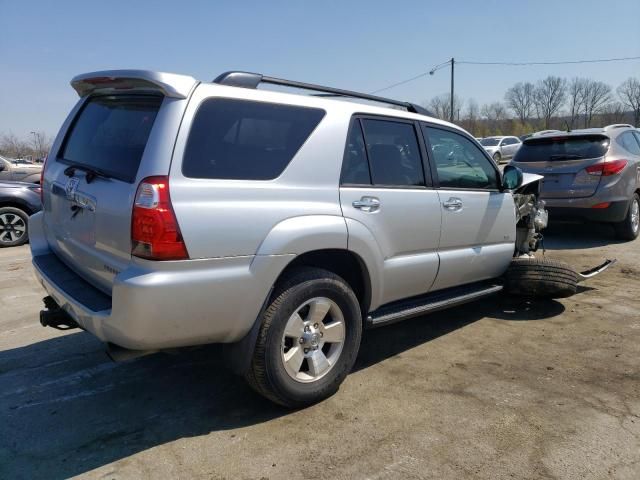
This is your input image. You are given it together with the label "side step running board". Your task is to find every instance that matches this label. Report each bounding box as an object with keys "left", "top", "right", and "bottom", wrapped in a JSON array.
[{"left": 367, "top": 283, "right": 503, "bottom": 327}]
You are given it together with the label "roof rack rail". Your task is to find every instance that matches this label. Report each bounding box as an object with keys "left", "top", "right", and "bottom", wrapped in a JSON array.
[
  {"left": 212, "top": 71, "right": 433, "bottom": 117},
  {"left": 604, "top": 124, "right": 634, "bottom": 130}
]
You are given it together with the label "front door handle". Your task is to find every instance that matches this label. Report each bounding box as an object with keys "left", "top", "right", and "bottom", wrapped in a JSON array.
[
  {"left": 352, "top": 196, "right": 380, "bottom": 213},
  {"left": 442, "top": 197, "right": 463, "bottom": 211}
]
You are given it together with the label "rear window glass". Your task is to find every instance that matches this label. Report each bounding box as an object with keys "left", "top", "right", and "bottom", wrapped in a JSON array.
[
  {"left": 60, "top": 95, "right": 163, "bottom": 183},
  {"left": 514, "top": 135, "right": 609, "bottom": 162},
  {"left": 182, "top": 98, "right": 325, "bottom": 180}
]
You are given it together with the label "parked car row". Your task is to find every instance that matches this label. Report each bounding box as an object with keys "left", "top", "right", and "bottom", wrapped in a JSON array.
[{"left": 0, "top": 155, "right": 43, "bottom": 183}]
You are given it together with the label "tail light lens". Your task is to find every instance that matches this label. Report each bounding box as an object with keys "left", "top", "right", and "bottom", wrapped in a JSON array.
[
  {"left": 40, "top": 155, "right": 47, "bottom": 202},
  {"left": 585, "top": 159, "right": 628, "bottom": 177},
  {"left": 131, "top": 176, "right": 189, "bottom": 260}
]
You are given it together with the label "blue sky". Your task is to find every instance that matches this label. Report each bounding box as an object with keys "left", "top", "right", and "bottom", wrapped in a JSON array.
[{"left": 1, "top": 0, "right": 639, "bottom": 138}]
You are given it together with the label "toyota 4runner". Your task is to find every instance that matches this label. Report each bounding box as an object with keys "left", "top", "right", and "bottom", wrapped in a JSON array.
[{"left": 31, "top": 70, "right": 611, "bottom": 407}]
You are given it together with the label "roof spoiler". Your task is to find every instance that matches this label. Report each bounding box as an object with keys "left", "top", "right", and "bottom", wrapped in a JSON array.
[
  {"left": 212, "top": 71, "right": 434, "bottom": 117},
  {"left": 71, "top": 70, "right": 198, "bottom": 98}
]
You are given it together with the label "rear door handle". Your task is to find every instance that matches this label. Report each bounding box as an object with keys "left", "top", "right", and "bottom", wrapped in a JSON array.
[
  {"left": 352, "top": 196, "right": 380, "bottom": 213},
  {"left": 442, "top": 197, "right": 463, "bottom": 211}
]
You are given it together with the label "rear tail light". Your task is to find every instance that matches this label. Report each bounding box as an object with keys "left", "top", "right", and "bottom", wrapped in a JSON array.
[
  {"left": 591, "top": 202, "right": 611, "bottom": 209},
  {"left": 40, "top": 155, "right": 47, "bottom": 202},
  {"left": 131, "top": 176, "right": 189, "bottom": 260},
  {"left": 585, "top": 159, "right": 628, "bottom": 177}
]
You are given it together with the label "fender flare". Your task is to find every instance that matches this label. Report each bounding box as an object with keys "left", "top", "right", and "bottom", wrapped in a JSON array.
[{"left": 255, "top": 215, "right": 348, "bottom": 255}]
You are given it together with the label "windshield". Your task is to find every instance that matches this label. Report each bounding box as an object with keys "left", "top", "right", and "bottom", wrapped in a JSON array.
[
  {"left": 514, "top": 135, "right": 610, "bottom": 162},
  {"left": 480, "top": 138, "right": 500, "bottom": 146},
  {"left": 59, "top": 94, "right": 163, "bottom": 183}
]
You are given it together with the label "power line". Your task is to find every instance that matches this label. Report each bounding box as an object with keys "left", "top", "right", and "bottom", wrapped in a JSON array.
[
  {"left": 370, "top": 55, "right": 640, "bottom": 94},
  {"left": 459, "top": 56, "right": 640, "bottom": 66}
]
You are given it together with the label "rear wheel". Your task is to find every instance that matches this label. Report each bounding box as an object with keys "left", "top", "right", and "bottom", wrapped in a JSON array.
[
  {"left": 245, "top": 268, "right": 362, "bottom": 408},
  {"left": 0, "top": 207, "right": 29, "bottom": 247},
  {"left": 614, "top": 193, "right": 640, "bottom": 241},
  {"left": 504, "top": 257, "right": 578, "bottom": 298},
  {"left": 493, "top": 152, "right": 502, "bottom": 163}
]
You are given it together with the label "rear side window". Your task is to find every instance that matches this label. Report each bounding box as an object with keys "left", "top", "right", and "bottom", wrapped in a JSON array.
[
  {"left": 182, "top": 98, "right": 325, "bottom": 180},
  {"left": 617, "top": 131, "right": 640, "bottom": 156},
  {"left": 60, "top": 95, "right": 163, "bottom": 183},
  {"left": 515, "top": 135, "right": 610, "bottom": 162},
  {"left": 361, "top": 119, "right": 425, "bottom": 187}
]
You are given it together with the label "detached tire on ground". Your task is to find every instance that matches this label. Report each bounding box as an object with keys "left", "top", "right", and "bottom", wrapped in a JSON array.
[
  {"left": 245, "top": 267, "right": 362, "bottom": 408},
  {"left": 504, "top": 257, "right": 578, "bottom": 298}
]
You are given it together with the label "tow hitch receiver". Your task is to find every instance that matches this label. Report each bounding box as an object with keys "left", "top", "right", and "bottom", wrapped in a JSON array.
[
  {"left": 39, "top": 296, "right": 79, "bottom": 330},
  {"left": 577, "top": 259, "right": 617, "bottom": 283}
]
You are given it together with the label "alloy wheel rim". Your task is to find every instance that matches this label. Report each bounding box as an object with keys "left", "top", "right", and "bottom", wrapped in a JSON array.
[
  {"left": 281, "top": 297, "right": 346, "bottom": 383},
  {"left": 0, "top": 213, "right": 26, "bottom": 244},
  {"left": 631, "top": 199, "right": 639, "bottom": 233}
]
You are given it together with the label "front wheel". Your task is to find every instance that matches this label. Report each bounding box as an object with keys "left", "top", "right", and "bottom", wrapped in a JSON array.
[
  {"left": 0, "top": 207, "right": 29, "bottom": 247},
  {"left": 614, "top": 193, "right": 640, "bottom": 241},
  {"left": 245, "top": 268, "right": 362, "bottom": 408}
]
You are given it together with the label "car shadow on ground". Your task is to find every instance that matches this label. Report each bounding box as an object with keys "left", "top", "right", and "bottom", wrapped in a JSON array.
[
  {"left": 542, "top": 221, "right": 623, "bottom": 250},
  {"left": 1, "top": 296, "right": 564, "bottom": 479}
]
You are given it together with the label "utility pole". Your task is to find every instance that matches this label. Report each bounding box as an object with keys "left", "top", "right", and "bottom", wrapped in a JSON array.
[
  {"left": 429, "top": 57, "right": 456, "bottom": 123},
  {"left": 450, "top": 58, "right": 455, "bottom": 123}
]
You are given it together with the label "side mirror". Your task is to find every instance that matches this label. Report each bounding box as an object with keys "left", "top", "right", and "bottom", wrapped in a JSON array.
[{"left": 502, "top": 165, "right": 523, "bottom": 191}]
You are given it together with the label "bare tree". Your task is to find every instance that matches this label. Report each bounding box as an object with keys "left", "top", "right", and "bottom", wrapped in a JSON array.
[
  {"left": 617, "top": 77, "right": 640, "bottom": 126},
  {"left": 567, "top": 78, "right": 586, "bottom": 129},
  {"left": 600, "top": 102, "right": 627, "bottom": 125},
  {"left": 29, "top": 131, "right": 51, "bottom": 160},
  {"left": 0, "top": 133, "right": 30, "bottom": 159},
  {"left": 481, "top": 102, "right": 507, "bottom": 134},
  {"left": 425, "top": 93, "right": 462, "bottom": 121},
  {"left": 581, "top": 80, "right": 612, "bottom": 127},
  {"left": 534, "top": 76, "right": 567, "bottom": 129},
  {"left": 504, "top": 82, "right": 535, "bottom": 125}
]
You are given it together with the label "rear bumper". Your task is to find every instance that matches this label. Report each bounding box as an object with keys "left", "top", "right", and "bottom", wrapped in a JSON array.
[
  {"left": 545, "top": 200, "right": 629, "bottom": 223},
  {"left": 29, "top": 212, "right": 293, "bottom": 350}
]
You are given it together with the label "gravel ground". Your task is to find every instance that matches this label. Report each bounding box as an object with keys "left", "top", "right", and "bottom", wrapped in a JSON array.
[{"left": 1, "top": 222, "right": 639, "bottom": 480}]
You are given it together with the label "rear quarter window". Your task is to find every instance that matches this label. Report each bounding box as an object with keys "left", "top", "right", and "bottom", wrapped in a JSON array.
[
  {"left": 59, "top": 95, "right": 163, "bottom": 183},
  {"left": 514, "top": 135, "right": 610, "bottom": 162},
  {"left": 182, "top": 98, "right": 325, "bottom": 180}
]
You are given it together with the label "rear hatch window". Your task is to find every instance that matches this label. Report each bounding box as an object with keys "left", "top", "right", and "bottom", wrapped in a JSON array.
[
  {"left": 514, "top": 135, "right": 609, "bottom": 162},
  {"left": 59, "top": 95, "right": 163, "bottom": 183}
]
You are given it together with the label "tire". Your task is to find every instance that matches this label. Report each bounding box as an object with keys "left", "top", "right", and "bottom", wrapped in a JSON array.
[
  {"left": 493, "top": 152, "right": 502, "bottom": 163},
  {"left": 613, "top": 193, "right": 640, "bottom": 241},
  {"left": 245, "top": 267, "right": 362, "bottom": 408},
  {"left": 504, "top": 257, "right": 578, "bottom": 298},
  {"left": 0, "top": 207, "right": 29, "bottom": 247}
]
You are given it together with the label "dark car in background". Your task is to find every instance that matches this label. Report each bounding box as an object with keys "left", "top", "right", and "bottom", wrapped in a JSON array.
[
  {"left": 0, "top": 181, "right": 42, "bottom": 247},
  {"left": 509, "top": 124, "right": 640, "bottom": 240}
]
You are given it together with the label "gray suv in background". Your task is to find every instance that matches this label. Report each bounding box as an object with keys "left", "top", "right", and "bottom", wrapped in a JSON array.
[
  {"left": 31, "top": 70, "right": 593, "bottom": 407},
  {"left": 510, "top": 125, "right": 640, "bottom": 240}
]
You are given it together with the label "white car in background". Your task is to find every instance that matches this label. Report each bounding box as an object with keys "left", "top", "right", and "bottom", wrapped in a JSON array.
[{"left": 480, "top": 136, "right": 522, "bottom": 163}]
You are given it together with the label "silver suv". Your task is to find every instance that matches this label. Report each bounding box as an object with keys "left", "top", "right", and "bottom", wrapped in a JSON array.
[
  {"left": 510, "top": 126, "right": 640, "bottom": 240},
  {"left": 32, "top": 70, "right": 574, "bottom": 407}
]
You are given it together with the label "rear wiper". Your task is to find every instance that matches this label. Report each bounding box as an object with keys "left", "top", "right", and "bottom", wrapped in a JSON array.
[
  {"left": 64, "top": 164, "right": 111, "bottom": 184},
  {"left": 549, "top": 154, "right": 585, "bottom": 160}
]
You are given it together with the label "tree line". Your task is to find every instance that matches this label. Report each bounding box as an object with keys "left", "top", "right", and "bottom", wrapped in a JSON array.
[
  {"left": 424, "top": 76, "right": 640, "bottom": 137},
  {"left": 0, "top": 132, "right": 52, "bottom": 162}
]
